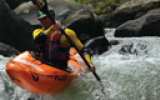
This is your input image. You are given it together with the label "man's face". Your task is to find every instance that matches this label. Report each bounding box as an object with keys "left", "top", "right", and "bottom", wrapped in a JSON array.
[{"left": 39, "top": 16, "right": 52, "bottom": 29}]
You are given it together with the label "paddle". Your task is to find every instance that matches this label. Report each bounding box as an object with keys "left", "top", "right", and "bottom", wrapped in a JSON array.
[{"left": 30, "top": 0, "right": 105, "bottom": 92}]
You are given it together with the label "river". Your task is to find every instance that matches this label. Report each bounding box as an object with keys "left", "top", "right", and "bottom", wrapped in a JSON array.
[{"left": 0, "top": 29, "right": 160, "bottom": 100}]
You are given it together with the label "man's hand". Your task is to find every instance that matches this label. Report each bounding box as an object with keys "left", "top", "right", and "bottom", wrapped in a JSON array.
[
  {"left": 52, "top": 21, "right": 62, "bottom": 31},
  {"left": 89, "top": 64, "right": 96, "bottom": 73}
]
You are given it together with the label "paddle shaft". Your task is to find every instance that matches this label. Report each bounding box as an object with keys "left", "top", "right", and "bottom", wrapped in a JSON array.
[
  {"left": 61, "top": 29, "right": 101, "bottom": 81},
  {"left": 30, "top": 0, "right": 102, "bottom": 82}
]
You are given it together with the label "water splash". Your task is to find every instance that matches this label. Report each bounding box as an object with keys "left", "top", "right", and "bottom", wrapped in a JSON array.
[{"left": 1, "top": 30, "right": 160, "bottom": 100}]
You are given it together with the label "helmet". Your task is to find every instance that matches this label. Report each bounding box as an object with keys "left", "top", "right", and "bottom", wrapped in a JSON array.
[{"left": 37, "top": 6, "right": 55, "bottom": 20}]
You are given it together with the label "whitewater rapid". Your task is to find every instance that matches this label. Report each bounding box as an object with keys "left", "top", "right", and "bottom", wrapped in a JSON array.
[{"left": 0, "top": 29, "right": 160, "bottom": 100}]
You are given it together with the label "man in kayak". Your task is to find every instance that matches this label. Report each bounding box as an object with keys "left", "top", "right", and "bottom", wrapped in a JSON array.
[{"left": 32, "top": 6, "right": 95, "bottom": 73}]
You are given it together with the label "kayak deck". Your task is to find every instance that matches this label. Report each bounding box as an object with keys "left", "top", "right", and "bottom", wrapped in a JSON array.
[{"left": 6, "top": 48, "right": 83, "bottom": 94}]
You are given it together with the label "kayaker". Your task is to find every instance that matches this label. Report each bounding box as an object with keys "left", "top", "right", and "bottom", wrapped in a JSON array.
[{"left": 32, "top": 6, "right": 95, "bottom": 73}]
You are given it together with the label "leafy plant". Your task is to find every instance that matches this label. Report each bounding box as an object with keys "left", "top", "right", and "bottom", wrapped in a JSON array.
[{"left": 72, "top": 0, "right": 117, "bottom": 15}]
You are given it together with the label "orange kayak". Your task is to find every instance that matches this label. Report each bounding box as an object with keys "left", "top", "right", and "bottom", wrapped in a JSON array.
[{"left": 6, "top": 48, "right": 82, "bottom": 94}]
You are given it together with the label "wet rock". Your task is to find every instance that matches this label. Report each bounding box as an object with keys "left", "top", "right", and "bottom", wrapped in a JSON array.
[
  {"left": 5, "top": 0, "right": 29, "bottom": 10},
  {"left": 63, "top": 9, "right": 105, "bottom": 43},
  {"left": 0, "top": 42, "right": 20, "bottom": 57},
  {"left": 109, "top": 40, "right": 119, "bottom": 45},
  {"left": 115, "top": 8, "right": 160, "bottom": 37},
  {"left": 119, "top": 43, "right": 147, "bottom": 55},
  {"left": 0, "top": 0, "right": 38, "bottom": 52},
  {"left": 101, "top": 0, "right": 160, "bottom": 27},
  {"left": 140, "top": 14, "right": 160, "bottom": 36},
  {"left": 84, "top": 36, "right": 111, "bottom": 55}
]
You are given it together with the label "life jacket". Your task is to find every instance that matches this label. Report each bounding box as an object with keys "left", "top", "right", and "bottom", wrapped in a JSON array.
[{"left": 43, "top": 31, "right": 69, "bottom": 64}]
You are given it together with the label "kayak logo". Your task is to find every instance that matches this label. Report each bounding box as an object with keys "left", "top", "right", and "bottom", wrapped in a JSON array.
[
  {"left": 55, "top": 75, "right": 67, "bottom": 81},
  {"left": 30, "top": 71, "right": 39, "bottom": 81},
  {"left": 30, "top": 71, "right": 67, "bottom": 81}
]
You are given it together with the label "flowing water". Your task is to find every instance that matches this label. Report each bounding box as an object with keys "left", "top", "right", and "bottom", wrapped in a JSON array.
[{"left": 0, "top": 29, "right": 160, "bottom": 100}]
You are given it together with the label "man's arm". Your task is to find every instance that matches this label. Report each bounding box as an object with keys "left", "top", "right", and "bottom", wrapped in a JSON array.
[{"left": 62, "top": 29, "right": 96, "bottom": 73}]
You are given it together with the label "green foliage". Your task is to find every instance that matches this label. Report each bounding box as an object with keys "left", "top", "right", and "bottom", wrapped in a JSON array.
[
  {"left": 72, "top": 0, "right": 117, "bottom": 15},
  {"left": 97, "top": 2, "right": 106, "bottom": 9},
  {"left": 91, "top": 8, "right": 101, "bottom": 15},
  {"left": 73, "top": 0, "right": 116, "bottom": 5},
  {"left": 73, "top": 0, "right": 94, "bottom": 4}
]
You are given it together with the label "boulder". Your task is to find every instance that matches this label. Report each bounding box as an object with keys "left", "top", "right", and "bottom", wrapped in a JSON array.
[
  {"left": 56, "top": 9, "right": 74, "bottom": 24},
  {"left": 119, "top": 43, "right": 147, "bottom": 56},
  {"left": 13, "top": 0, "right": 90, "bottom": 26},
  {"left": 140, "top": 14, "right": 160, "bottom": 36},
  {"left": 0, "top": 42, "right": 20, "bottom": 57},
  {"left": 63, "top": 9, "right": 105, "bottom": 43},
  {"left": 0, "top": 0, "right": 38, "bottom": 52},
  {"left": 115, "top": 8, "right": 160, "bottom": 37},
  {"left": 62, "top": 9, "right": 111, "bottom": 54},
  {"left": 101, "top": 0, "right": 160, "bottom": 27},
  {"left": 84, "top": 36, "right": 111, "bottom": 55},
  {"left": 5, "top": 0, "right": 29, "bottom": 9}
]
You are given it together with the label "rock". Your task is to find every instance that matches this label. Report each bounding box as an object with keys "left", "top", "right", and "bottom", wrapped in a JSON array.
[
  {"left": 115, "top": 8, "right": 160, "bottom": 37},
  {"left": 0, "top": 42, "right": 20, "bottom": 57},
  {"left": 109, "top": 40, "right": 119, "bottom": 45},
  {"left": 114, "top": 19, "right": 143, "bottom": 37},
  {"left": 101, "top": 0, "right": 160, "bottom": 27},
  {"left": 84, "top": 36, "right": 111, "bottom": 55},
  {"left": 5, "top": 0, "right": 29, "bottom": 10},
  {"left": 56, "top": 9, "right": 74, "bottom": 24},
  {"left": 0, "top": 0, "right": 38, "bottom": 52},
  {"left": 140, "top": 14, "right": 160, "bottom": 36},
  {"left": 119, "top": 43, "right": 147, "bottom": 55},
  {"left": 116, "top": 0, "right": 132, "bottom": 4},
  {"left": 63, "top": 9, "right": 105, "bottom": 43},
  {"left": 13, "top": 0, "right": 90, "bottom": 26}
]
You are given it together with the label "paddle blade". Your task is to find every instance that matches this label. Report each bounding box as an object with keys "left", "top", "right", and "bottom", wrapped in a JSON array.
[{"left": 31, "top": 0, "right": 47, "bottom": 11}]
